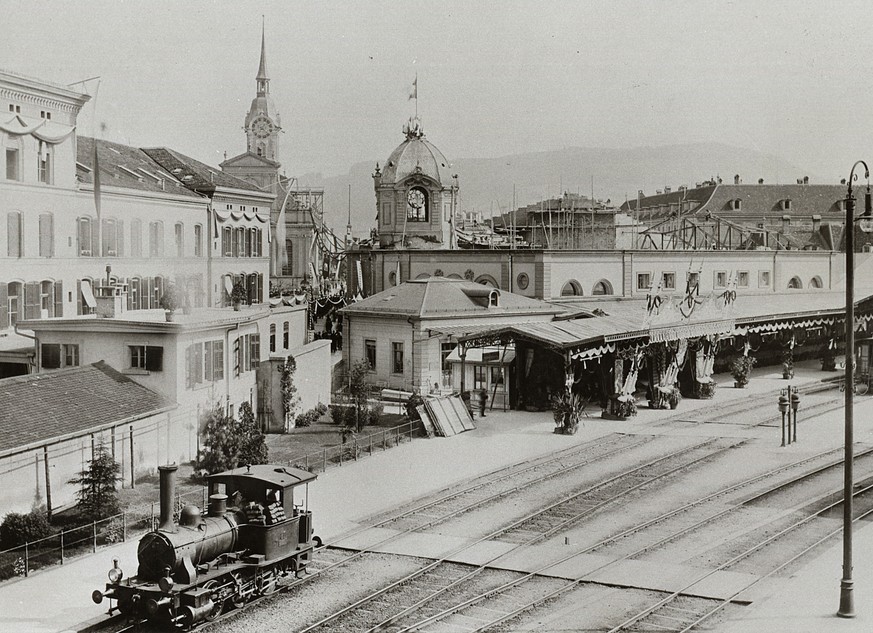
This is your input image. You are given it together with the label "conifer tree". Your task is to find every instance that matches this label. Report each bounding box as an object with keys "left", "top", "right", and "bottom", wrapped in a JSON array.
[{"left": 69, "top": 444, "right": 121, "bottom": 519}]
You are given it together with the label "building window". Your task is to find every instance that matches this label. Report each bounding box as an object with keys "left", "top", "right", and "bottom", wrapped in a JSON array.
[
  {"left": 788, "top": 276, "right": 803, "bottom": 289},
  {"left": 131, "top": 219, "right": 142, "bottom": 258},
  {"left": 175, "top": 222, "right": 184, "bottom": 257},
  {"left": 406, "top": 186, "right": 428, "bottom": 222},
  {"left": 270, "top": 323, "right": 276, "bottom": 352},
  {"left": 732, "top": 199, "right": 742, "bottom": 210},
  {"left": 41, "top": 343, "right": 79, "bottom": 370},
  {"left": 662, "top": 272, "right": 676, "bottom": 290},
  {"left": 592, "top": 280, "right": 613, "bottom": 295},
  {"left": 194, "top": 224, "right": 203, "bottom": 257},
  {"left": 516, "top": 272, "right": 530, "bottom": 290},
  {"left": 392, "top": 341, "right": 404, "bottom": 374},
  {"left": 561, "top": 280, "right": 583, "bottom": 296},
  {"left": 38, "top": 213, "right": 54, "bottom": 257},
  {"left": 202, "top": 340, "right": 224, "bottom": 382},
  {"left": 40, "top": 280, "right": 53, "bottom": 315},
  {"left": 7, "top": 211, "right": 22, "bottom": 257},
  {"left": 282, "top": 239, "right": 293, "bottom": 276},
  {"left": 7, "top": 282, "right": 22, "bottom": 326},
  {"left": 245, "top": 228, "right": 253, "bottom": 257},
  {"left": 441, "top": 342, "right": 456, "bottom": 371},
  {"left": 715, "top": 271, "right": 728, "bottom": 288},
  {"left": 365, "top": 339, "right": 377, "bottom": 370},
  {"left": 249, "top": 333, "right": 260, "bottom": 370},
  {"left": 637, "top": 273, "right": 652, "bottom": 291},
  {"left": 686, "top": 271, "right": 700, "bottom": 291},
  {"left": 222, "top": 227, "right": 232, "bottom": 257},
  {"left": 129, "top": 345, "right": 163, "bottom": 371},
  {"left": 810, "top": 275, "right": 823, "bottom": 289},
  {"left": 185, "top": 342, "right": 204, "bottom": 388},
  {"left": 283, "top": 321, "right": 289, "bottom": 348},
  {"left": 149, "top": 221, "right": 164, "bottom": 257},
  {"left": 737, "top": 271, "right": 749, "bottom": 288},
  {"left": 37, "top": 146, "right": 52, "bottom": 184},
  {"left": 474, "top": 365, "right": 487, "bottom": 390},
  {"left": 5, "top": 148, "right": 19, "bottom": 181},
  {"left": 102, "top": 218, "right": 118, "bottom": 256}
]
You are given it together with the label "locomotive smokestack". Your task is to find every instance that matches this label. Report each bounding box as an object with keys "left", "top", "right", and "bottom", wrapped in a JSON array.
[
  {"left": 208, "top": 494, "right": 228, "bottom": 517},
  {"left": 158, "top": 464, "right": 178, "bottom": 531}
]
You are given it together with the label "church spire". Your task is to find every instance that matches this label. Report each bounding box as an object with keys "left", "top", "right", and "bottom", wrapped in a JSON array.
[{"left": 256, "top": 17, "right": 269, "bottom": 95}]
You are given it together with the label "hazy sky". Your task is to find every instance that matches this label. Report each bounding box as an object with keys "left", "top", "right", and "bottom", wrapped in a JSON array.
[{"left": 4, "top": 0, "right": 871, "bottom": 184}]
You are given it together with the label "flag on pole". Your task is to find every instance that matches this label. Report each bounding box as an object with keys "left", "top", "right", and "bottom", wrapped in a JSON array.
[
  {"left": 408, "top": 76, "right": 417, "bottom": 101},
  {"left": 92, "top": 140, "right": 101, "bottom": 220},
  {"left": 395, "top": 259, "right": 401, "bottom": 286},
  {"left": 273, "top": 178, "right": 291, "bottom": 276}
]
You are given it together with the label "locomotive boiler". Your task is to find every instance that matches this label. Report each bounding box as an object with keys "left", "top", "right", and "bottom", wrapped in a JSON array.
[{"left": 92, "top": 463, "right": 320, "bottom": 629}]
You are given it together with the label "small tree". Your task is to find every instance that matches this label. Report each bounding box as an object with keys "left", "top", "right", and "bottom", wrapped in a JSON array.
[
  {"left": 159, "top": 283, "right": 182, "bottom": 313},
  {"left": 348, "top": 359, "right": 371, "bottom": 432},
  {"left": 278, "top": 354, "right": 300, "bottom": 429},
  {"left": 230, "top": 281, "right": 248, "bottom": 306},
  {"left": 236, "top": 401, "right": 268, "bottom": 466},
  {"left": 197, "top": 402, "right": 241, "bottom": 475},
  {"left": 68, "top": 444, "right": 121, "bottom": 520}
]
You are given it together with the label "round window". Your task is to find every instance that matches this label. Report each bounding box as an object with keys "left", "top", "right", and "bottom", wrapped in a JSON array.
[{"left": 517, "top": 272, "right": 530, "bottom": 290}]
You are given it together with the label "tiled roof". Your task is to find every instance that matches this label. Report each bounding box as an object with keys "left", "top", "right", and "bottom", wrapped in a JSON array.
[
  {"left": 342, "top": 277, "right": 562, "bottom": 319},
  {"left": 142, "top": 147, "right": 268, "bottom": 195},
  {"left": 621, "top": 183, "right": 846, "bottom": 222},
  {"left": 0, "top": 362, "right": 174, "bottom": 454},
  {"left": 77, "top": 137, "right": 202, "bottom": 199}
]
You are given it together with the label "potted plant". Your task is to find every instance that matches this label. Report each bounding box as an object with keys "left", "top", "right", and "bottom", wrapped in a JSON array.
[
  {"left": 667, "top": 387, "right": 682, "bottom": 409},
  {"left": 698, "top": 380, "right": 716, "bottom": 399},
  {"left": 616, "top": 397, "right": 638, "bottom": 419},
  {"left": 159, "top": 284, "right": 181, "bottom": 321},
  {"left": 730, "top": 355, "right": 756, "bottom": 388},
  {"left": 230, "top": 281, "right": 248, "bottom": 311},
  {"left": 782, "top": 350, "right": 794, "bottom": 379}
]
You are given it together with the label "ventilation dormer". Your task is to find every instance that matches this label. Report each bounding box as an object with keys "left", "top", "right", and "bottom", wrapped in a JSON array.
[{"left": 462, "top": 286, "right": 500, "bottom": 308}]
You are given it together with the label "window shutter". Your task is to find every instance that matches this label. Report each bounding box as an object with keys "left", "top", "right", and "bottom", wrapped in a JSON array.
[
  {"left": 125, "top": 278, "right": 133, "bottom": 310},
  {"left": 146, "top": 277, "right": 154, "bottom": 309},
  {"left": 90, "top": 219, "right": 99, "bottom": 258},
  {"left": 76, "top": 280, "right": 83, "bottom": 315},
  {"left": 233, "top": 337, "right": 240, "bottom": 376},
  {"left": 185, "top": 346, "right": 192, "bottom": 389},
  {"left": 24, "top": 282, "right": 40, "bottom": 319},
  {"left": 116, "top": 220, "right": 124, "bottom": 257},
  {"left": 53, "top": 280, "right": 63, "bottom": 318},
  {"left": 145, "top": 346, "right": 163, "bottom": 372},
  {"left": 0, "top": 283, "right": 7, "bottom": 329}
]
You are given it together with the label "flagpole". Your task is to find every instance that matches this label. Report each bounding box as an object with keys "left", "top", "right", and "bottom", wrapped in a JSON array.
[{"left": 415, "top": 72, "right": 418, "bottom": 118}]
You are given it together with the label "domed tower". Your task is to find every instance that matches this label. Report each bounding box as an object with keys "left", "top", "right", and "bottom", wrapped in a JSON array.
[{"left": 373, "top": 117, "right": 458, "bottom": 248}]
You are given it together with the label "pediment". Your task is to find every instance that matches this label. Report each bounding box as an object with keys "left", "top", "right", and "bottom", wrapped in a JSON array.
[{"left": 220, "top": 152, "right": 280, "bottom": 169}]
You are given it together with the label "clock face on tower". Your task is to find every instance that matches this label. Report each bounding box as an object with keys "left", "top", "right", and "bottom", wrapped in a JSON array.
[{"left": 251, "top": 116, "right": 274, "bottom": 139}]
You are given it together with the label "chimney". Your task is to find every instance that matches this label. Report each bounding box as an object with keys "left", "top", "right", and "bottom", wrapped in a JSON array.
[
  {"left": 803, "top": 176, "right": 809, "bottom": 185},
  {"left": 812, "top": 214, "right": 821, "bottom": 231},
  {"left": 758, "top": 178, "right": 764, "bottom": 185},
  {"left": 734, "top": 174, "right": 741, "bottom": 185},
  {"left": 158, "top": 464, "right": 178, "bottom": 531},
  {"left": 208, "top": 494, "right": 228, "bottom": 517},
  {"left": 664, "top": 186, "right": 671, "bottom": 193}
]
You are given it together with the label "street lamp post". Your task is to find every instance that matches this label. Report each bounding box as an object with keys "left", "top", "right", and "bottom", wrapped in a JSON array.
[
  {"left": 778, "top": 391, "right": 789, "bottom": 447},
  {"left": 838, "top": 160, "right": 871, "bottom": 618},
  {"left": 790, "top": 386, "right": 800, "bottom": 444}
]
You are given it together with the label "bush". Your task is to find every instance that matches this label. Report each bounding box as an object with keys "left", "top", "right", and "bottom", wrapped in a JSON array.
[
  {"left": 296, "top": 407, "right": 321, "bottom": 428},
  {"left": 405, "top": 391, "right": 425, "bottom": 422},
  {"left": 328, "top": 404, "right": 354, "bottom": 427},
  {"left": 365, "top": 401, "right": 384, "bottom": 426},
  {"left": 0, "top": 509, "right": 54, "bottom": 549},
  {"left": 315, "top": 402, "right": 328, "bottom": 416}
]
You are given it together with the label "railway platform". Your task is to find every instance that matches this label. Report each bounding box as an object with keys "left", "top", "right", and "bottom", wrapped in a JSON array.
[{"left": 0, "top": 358, "right": 870, "bottom": 632}]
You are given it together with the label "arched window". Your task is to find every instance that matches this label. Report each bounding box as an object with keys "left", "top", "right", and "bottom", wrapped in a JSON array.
[
  {"left": 406, "top": 186, "right": 428, "bottom": 222},
  {"left": 810, "top": 276, "right": 823, "bottom": 289},
  {"left": 592, "top": 279, "right": 613, "bottom": 295},
  {"left": 175, "top": 222, "right": 184, "bottom": 257},
  {"left": 561, "top": 280, "right": 583, "bottom": 296},
  {"left": 283, "top": 239, "right": 293, "bottom": 276},
  {"left": 130, "top": 277, "right": 141, "bottom": 310},
  {"left": 788, "top": 276, "right": 803, "bottom": 289},
  {"left": 149, "top": 221, "right": 164, "bottom": 257},
  {"left": 475, "top": 274, "right": 499, "bottom": 288}
]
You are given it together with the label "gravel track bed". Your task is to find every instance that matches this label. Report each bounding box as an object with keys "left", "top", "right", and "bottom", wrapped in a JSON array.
[
  {"left": 360, "top": 433, "right": 638, "bottom": 527},
  {"left": 420, "top": 435, "right": 699, "bottom": 541},
  {"left": 206, "top": 552, "right": 427, "bottom": 632},
  {"left": 492, "top": 438, "right": 738, "bottom": 544}
]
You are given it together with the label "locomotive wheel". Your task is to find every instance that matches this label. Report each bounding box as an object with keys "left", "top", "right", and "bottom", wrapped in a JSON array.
[
  {"left": 255, "top": 569, "right": 278, "bottom": 596},
  {"left": 202, "top": 580, "right": 223, "bottom": 622}
]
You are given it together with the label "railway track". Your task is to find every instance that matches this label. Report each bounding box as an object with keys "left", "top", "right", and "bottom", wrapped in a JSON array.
[
  {"left": 377, "top": 446, "right": 873, "bottom": 633},
  {"left": 294, "top": 437, "right": 742, "bottom": 633}
]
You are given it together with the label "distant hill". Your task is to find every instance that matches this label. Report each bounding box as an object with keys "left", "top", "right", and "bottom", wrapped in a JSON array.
[{"left": 300, "top": 143, "right": 821, "bottom": 236}]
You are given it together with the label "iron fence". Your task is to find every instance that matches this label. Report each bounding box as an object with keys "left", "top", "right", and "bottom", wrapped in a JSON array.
[{"left": 0, "top": 487, "right": 206, "bottom": 582}]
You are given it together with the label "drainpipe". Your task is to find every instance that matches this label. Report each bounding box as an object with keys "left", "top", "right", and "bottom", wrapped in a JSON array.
[
  {"left": 508, "top": 254, "right": 514, "bottom": 293},
  {"left": 206, "top": 203, "right": 214, "bottom": 307}
]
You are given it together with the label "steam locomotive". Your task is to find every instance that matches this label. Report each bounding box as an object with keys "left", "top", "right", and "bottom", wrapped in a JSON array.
[{"left": 92, "top": 463, "right": 320, "bottom": 629}]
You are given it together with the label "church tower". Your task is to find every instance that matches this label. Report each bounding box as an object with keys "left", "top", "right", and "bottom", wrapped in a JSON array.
[
  {"left": 221, "top": 23, "right": 282, "bottom": 190},
  {"left": 244, "top": 24, "right": 281, "bottom": 162}
]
